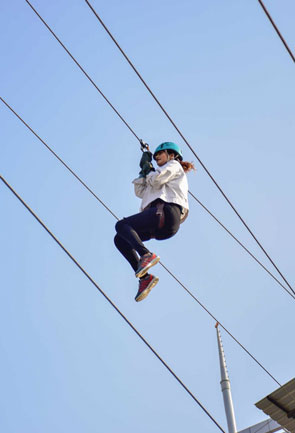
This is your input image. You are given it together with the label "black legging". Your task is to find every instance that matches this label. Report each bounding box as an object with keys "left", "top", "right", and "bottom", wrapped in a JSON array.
[{"left": 114, "top": 201, "right": 181, "bottom": 272}]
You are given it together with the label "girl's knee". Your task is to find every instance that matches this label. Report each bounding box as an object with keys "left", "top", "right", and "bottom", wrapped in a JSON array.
[
  {"left": 114, "top": 234, "right": 119, "bottom": 247},
  {"left": 114, "top": 233, "right": 126, "bottom": 251},
  {"left": 115, "top": 219, "right": 125, "bottom": 234},
  {"left": 155, "top": 229, "right": 178, "bottom": 240}
]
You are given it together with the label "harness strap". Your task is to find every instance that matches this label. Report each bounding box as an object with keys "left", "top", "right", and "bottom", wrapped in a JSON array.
[
  {"left": 155, "top": 202, "right": 165, "bottom": 229},
  {"left": 143, "top": 200, "right": 166, "bottom": 231}
]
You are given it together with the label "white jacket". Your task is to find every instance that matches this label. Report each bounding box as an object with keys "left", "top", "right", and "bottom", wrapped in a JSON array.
[{"left": 132, "top": 160, "right": 189, "bottom": 222}]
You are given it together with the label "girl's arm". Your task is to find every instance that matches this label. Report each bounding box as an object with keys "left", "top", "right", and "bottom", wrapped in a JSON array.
[
  {"left": 132, "top": 177, "right": 147, "bottom": 198},
  {"left": 145, "top": 161, "right": 182, "bottom": 189}
]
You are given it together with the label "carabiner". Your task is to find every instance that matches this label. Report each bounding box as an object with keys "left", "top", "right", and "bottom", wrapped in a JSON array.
[{"left": 140, "top": 139, "right": 150, "bottom": 152}]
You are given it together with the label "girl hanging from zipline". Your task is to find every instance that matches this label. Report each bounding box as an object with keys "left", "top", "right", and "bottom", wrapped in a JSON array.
[{"left": 114, "top": 141, "right": 195, "bottom": 302}]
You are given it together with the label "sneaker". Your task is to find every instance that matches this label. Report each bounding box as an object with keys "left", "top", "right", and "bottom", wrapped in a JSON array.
[
  {"left": 135, "top": 252, "right": 160, "bottom": 278},
  {"left": 135, "top": 274, "right": 159, "bottom": 302}
]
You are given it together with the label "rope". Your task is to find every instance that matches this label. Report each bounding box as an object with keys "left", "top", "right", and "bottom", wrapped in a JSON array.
[
  {"left": 0, "top": 97, "right": 282, "bottom": 385},
  {"left": 84, "top": 0, "right": 295, "bottom": 296},
  {"left": 1, "top": 175, "right": 226, "bottom": 433}
]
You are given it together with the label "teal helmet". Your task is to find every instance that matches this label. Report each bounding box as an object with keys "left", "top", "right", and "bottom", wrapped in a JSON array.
[{"left": 153, "top": 142, "right": 183, "bottom": 161}]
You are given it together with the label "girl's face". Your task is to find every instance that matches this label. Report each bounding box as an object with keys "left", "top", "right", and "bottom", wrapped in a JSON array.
[{"left": 154, "top": 150, "right": 173, "bottom": 166}]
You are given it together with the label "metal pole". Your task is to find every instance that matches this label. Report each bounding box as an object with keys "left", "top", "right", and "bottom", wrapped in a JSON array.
[{"left": 216, "top": 323, "right": 237, "bottom": 433}]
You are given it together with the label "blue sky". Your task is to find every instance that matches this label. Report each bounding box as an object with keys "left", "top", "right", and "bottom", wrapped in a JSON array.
[{"left": 1, "top": 1, "right": 294, "bottom": 432}]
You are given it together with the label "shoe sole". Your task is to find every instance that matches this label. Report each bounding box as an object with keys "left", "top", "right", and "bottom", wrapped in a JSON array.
[
  {"left": 135, "top": 256, "right": 160, "bottom": 279},
  {"left": 135, "top": 276, "right": 159, "bottom": 302}
]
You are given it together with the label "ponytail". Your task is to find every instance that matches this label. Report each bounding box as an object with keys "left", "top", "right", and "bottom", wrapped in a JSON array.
[
  {"left": 179, "top": 160, "right": 196, "bottom": 173},
  {"left": 167, "top": 149, "right": 196, "bottom": 173}
]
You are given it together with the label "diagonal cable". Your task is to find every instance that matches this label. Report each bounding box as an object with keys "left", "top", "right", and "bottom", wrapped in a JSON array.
[
  {"left": 0, "top": 97, "right": 282, "bottom": 385},
  {"left": 1, "top": 174, "right": 226, "bottom": 433},
  {"left": 257, "top": 0, "right": 295, "bottom": 63},
  {"left": 24, "top": 0, "right": 140, "bottom": 142},
  {"left": 188, "top": 190, "right": 294, "bottom": 301},
  {"left": 84, "top": 0, "right": 295, "bottom": 295},
  {"left": 0, "top": 97, "right": 118, "bottom": 221}
]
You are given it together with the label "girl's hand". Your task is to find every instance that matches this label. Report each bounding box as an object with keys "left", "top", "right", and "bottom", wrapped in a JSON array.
[
  {"left": 139, "top": 151, "right": 153, "bottom": 168},
  {"left": 139, "top": 161, "right": 155, "bottom": 178}
]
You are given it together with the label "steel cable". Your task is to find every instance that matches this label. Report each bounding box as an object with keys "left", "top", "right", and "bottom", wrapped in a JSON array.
[
  {"left": 24, "top": 0, "right": 140, "bottom": 142},
  {"left": 0, "top": 97, "right": 282, "bottom": 385},
  {"left": 1, "top": 175, "right": 227, "bottom": 433},
  {"left": 84, "top": 0, "right": 295, "bottom": 296},
  {"left": 257, "top": 0, "right": 295, "bottom": 63},
  {"left": 0, "top": 97, "right": 118, "bottom": 221},
  {"left": 188, "top": 191, "right": 295, "bottom": 301}
]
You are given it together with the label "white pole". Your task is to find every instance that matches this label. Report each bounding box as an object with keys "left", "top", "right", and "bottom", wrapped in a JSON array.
[{"left": 216, "top": 323, "right": 237, "bottom": 433}]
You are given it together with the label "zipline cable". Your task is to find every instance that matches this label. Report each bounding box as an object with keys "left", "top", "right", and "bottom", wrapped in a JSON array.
[
  {"left": 20, "top": 2, "right": 295, "bottom": 300},
  {"left": 84, "top": 0, "right": 295, "bottom": 296},
  {"left": 1, "top": 95, "right": 294, "bottom": 302},
  {"left": 24, "top": 0, "right": 140, "bottom": 142},
  {"left": 0, "top": 97, "right": 282, "bottom": 385},
  {"left": 1, "top": 175, "right": 226, "bottom": 433},
  {"left": 0, "top": 97, "right": 118, "bottom": 221},
  {"left": 257, "top": 0, "right": 295, "bottom": 63},
  {"left": 188, "top": 190, "right": 295, "bottom": 301}
]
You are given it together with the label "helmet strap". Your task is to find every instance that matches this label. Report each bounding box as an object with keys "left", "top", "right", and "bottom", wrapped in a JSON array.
[{"left": 166, "top": 150, "right": 175, "bottom": 161}]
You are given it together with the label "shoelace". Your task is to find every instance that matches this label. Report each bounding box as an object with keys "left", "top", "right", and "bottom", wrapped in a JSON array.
[
  {"left": 140, "top": 276, "right": 152, "bottom": 289},
  {"left": 140, "top": 254, "right": 154, "bottom": 268}
]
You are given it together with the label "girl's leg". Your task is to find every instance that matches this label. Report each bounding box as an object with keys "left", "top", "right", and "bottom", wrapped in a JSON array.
[
  {"left": 114, "top": 208, "right": 158, "bottom": 271},
  {"left": 114, "top": 234, "right": 142, "bottom": 272},
  {"left": 114, "top": 232, "right": 159, "bottom": 302},
  {"left": 155, "top": 203, "right": 181, "bottom": 240},
  {"left": 114, "top": 203, "right": 181, "bottom": 272}
]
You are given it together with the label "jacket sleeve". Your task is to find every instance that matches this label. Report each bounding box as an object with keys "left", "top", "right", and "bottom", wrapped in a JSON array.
[
  {"left": 132, "top": 177, "right": 147, "bottom": 198},
  {"left": 145, "top": 161, "right": 181, "bottom": 189}
]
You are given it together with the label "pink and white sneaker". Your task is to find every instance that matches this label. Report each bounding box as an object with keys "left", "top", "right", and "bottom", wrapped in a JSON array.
[
  {"left": 135, "top": 274, "right": 159, "bottom": 302},
  {"left": 135, "top": 252, "right": 160, "bottom": 278}
]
